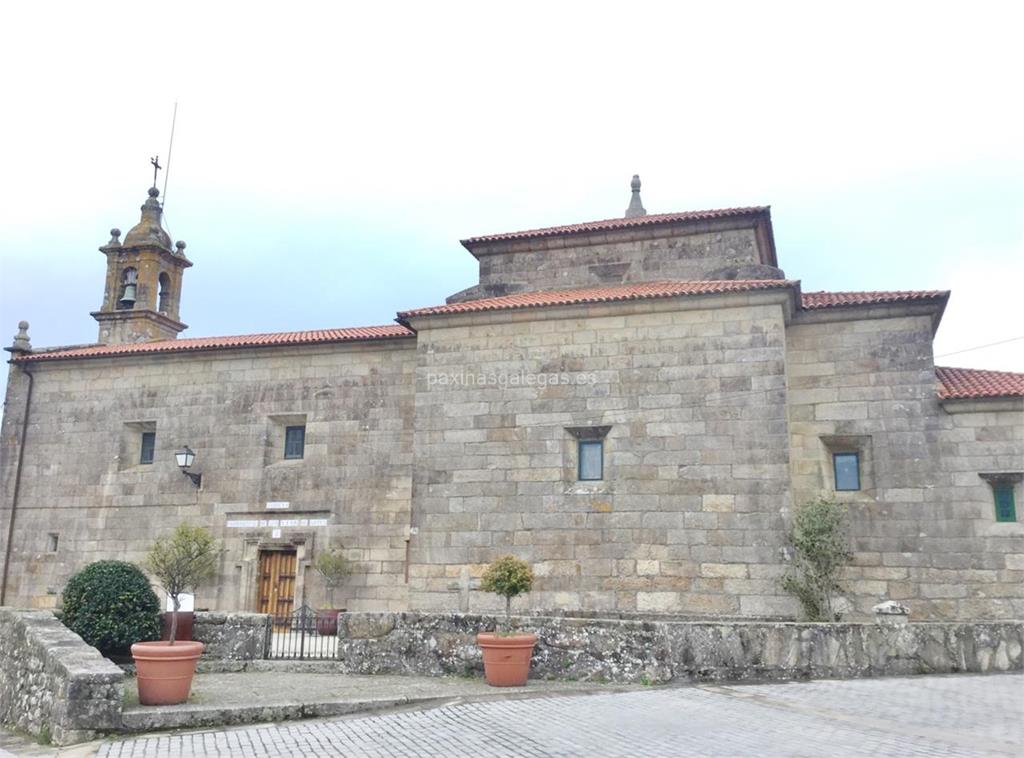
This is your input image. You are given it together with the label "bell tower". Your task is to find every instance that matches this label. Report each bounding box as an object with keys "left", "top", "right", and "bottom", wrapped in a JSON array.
[{"left": 91, "top": 184, "right": 191, "bottom": 344}]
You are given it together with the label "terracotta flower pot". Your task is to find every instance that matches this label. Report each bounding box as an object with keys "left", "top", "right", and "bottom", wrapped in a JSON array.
[
  {"left": 316, "top": 608, "right": 344, "bottom": 636},
  {"left": 131, "top": 640, "right": 204, "bottom": 705},
  {"left": 476, "top": 632, "right": 537, "bottom": 687}
]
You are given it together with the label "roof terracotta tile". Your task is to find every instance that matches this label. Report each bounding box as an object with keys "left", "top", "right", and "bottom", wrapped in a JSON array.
[
  {"left": 801, "top": 290, "right": 948, "bottom": 309},
  {"left": 935, "top": 366, "right": 1024, "bottom": 400},
  {"left": 15, "top": 325, "right": 414, "bottom": 363},
  {"left": 461, "top": 207, "right": 770, "bottom": 246},
  {"left": 398, "top": 280, "right": 796, "bottom": 320},
  {"left": 15, "top": 285, "right": 961, "bottom": 363}
]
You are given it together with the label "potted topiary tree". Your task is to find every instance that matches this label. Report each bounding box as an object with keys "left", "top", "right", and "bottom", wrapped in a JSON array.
[
  {"left": 313, "top": 547, "right": 352, "bottom": 635},
  {"left": 476, "top": 555, "right": 536, "bottom": 687},
  {"left": 131, "top": 525, "right": 219, "bottom": 705},
  {"left": 61, "top": 560, "right": 161, "bottom": 662}
]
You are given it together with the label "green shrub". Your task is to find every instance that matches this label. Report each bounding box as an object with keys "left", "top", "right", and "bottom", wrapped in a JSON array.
[
  {"left": 781, "top": 498, "right": 853, "bottom": 621},
  {"left": 480, "top": 555, "right": 534, "bottom": 625},
  {"left": 61, "top": 560, "right": 161, "bottom": 656}
]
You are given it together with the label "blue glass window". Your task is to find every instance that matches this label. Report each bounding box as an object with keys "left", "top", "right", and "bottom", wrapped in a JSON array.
[
  {"left": 578, "top": 440, "right": 603, "bottom": 481},
  {"left": 833, "top": 452, "right": 860, "bottom": 491},
  {"left": 284, "top": 425, "right": 306, "bottom": 460},
  {"left": 139, "top": 431, "right": 156, "bottom": 465}
]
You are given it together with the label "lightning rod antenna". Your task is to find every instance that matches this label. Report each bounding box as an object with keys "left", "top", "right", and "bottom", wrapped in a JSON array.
[{"left": 161, "top": 101, "right": 178, "bottom": 207}]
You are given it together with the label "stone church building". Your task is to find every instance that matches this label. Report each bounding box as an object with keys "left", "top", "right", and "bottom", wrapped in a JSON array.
[{"left": 2, "top": 178, "right": 1022, "bottom": 621}]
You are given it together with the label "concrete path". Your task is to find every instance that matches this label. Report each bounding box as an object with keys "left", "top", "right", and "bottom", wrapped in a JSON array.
[
  {"left": 5, "top": 673, "right": 1020, "bottom": 756},
  {"left": 120, "top": 671, "right": 624, "bottom": 732},
  {"left": 94, "top": 673, "right": 1022, "bottom": 757}
]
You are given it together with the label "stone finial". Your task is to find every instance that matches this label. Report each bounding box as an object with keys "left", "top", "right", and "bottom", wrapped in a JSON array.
[
  {"left": 625, "top": 174, "right": 646, "bottom": 218},
  {"left": 8, "top": 321, "right": 31, "bottom": 354},
  {"left": 122, "top": 187, "right": 172, "bottom": 250},
  {"left": 107, "top": 228, "right": 122, "bottom": 246},
  {"left": 175, "top": 240, "right": 187, "bottom": 256}
]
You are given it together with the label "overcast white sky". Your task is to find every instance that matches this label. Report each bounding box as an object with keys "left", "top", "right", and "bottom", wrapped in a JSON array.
[{"left": 2, "top": 1, "right": 1022, "bottom": 370}]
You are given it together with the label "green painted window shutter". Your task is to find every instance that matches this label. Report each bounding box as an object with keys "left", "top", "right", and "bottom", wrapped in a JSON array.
[{"left": 994, "top": 484, "right": 1016, "bottom": 522}]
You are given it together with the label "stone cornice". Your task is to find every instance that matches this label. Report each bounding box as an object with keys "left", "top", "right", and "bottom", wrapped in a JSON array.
[
  {"left": 401, "top": 287, "right": 797, "bottom": 332},
  {"left": 90, "top": 308, "right": 188, "bottom": 332},
  {"left": 940, "top": 396, "right": 1024, "bottom": 414},
  {"left": 100, "top": 242, "right": 193, "bottom": 269},
  {"left": 790, "top": 298, "right": 948, "bottom": 335}
]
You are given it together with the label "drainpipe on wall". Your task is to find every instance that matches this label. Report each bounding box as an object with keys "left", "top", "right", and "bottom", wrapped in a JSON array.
[{"left": 1, "top": 363, "right": 34, "bottom": 606}]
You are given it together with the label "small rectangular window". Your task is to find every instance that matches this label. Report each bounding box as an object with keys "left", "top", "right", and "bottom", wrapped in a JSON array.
[
  {"left": 578, "top": 440, "right": 603, "bottom": 481},
  {"left": 833, "top": 452, "right": 860, "bottom": 491},
  {"left": 46, "top": 533, "right": 59, "bottom": 553},
  {"left": 140, "top": 431, "right": 156, "bottom": 465},
  {"left": 284, "top": 425, "right": 306, "bottom": 460},
  {"left": 994, "top": 483, "right": 1017, "bottom": 523}
]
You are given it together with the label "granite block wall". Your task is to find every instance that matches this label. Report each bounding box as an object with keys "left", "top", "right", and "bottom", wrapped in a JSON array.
[
  {"left": 192, "top": 612, "right": 271, "bottom": 659},
  {"left": 2, "top": 299, "right": 1020, "bottom": 621},
  {"left": 450, "top": 220, "right": 779, "bottom": 303},
  {"left": 786, "top": 311, "right": 1024, "bottom": 619},
  {"left": 336, "top": 611, "right": 1024, "bottom": 683},
  {"left": 406, "top": 291, "right": 799, "bottom": 616},
  {"left": 0, "top": 339, "right": 416, "bottom": 612},
  {"left": 0, "top": 608, "right": 124, "bottom": 745}
]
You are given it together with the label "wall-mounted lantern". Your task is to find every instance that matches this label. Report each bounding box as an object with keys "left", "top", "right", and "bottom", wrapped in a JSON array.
[{"left": 175, "top": 445, "right": 202, "bottom": 488}]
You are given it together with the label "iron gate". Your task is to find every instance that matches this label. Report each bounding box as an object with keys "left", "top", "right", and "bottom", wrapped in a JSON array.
[{"left": 266, "top": 604, "right": 338, "bottom": 660}]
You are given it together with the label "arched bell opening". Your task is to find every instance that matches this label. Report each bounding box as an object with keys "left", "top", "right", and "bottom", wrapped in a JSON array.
[
  {"left": 158, "top": 272, "right": 172, "bottom": 314},
  {"left": 118, "top": 267, "right": 138, "bottom": 310}
]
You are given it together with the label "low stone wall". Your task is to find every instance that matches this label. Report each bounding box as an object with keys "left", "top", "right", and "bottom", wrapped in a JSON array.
[
  {"left": 193, "top": 612, "right": 271, "bottom": 660},
  {"left": 336, "top": 612, "right": 1024, "bottom": 684},
  {"left": 0, "top": 608, "right": 124, "bottom": 745}
]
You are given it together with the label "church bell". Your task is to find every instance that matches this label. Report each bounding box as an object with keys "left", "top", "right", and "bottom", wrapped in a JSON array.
[{"left": 119, "top": 284, "right": 137, "bottom": 306}]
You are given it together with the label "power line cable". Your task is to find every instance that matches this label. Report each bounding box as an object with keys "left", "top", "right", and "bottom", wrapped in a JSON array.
[{"left": 934, "top": 336, "right": 1024, "bottom": 359}]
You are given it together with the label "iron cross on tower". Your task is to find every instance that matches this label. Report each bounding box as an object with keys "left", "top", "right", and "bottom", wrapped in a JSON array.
[{"left": 150, "top": 155, "right": 162, "bottom": 189}]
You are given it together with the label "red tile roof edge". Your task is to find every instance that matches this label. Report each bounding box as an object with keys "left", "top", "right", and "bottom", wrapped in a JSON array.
[
  {"left": 935, "top": 366, "right": 1024, "bottom": 400},
  {"left": 398, "top": 282, "right": 953, "bottom": 321},
  {"left": 398, "top": 280, "right": 797, "bottom": 320},
  {"left": 801, "top": 290, "right": 949, "bottom": 310},
  {"left": 14, "top": 286, "right": 955, "bottom": 363},
  {"left": 13, "top": 325, "right": 415, "bottom": 363},
  {"left": 461, "top": 206, "right": 770, "bottom": 247}
]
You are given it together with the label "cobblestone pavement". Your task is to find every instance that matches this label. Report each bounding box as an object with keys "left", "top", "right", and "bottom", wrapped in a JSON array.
[{"left": 95, "top": 674, "right": 1022, "bottom": 757}]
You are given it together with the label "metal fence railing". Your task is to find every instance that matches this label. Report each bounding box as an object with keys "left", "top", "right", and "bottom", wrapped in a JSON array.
[{"left": 266, "top": 604, "right": 338, "bottom": 660}]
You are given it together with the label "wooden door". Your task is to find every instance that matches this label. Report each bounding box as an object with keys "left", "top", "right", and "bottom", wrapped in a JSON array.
[{"left": 257, "top": 550, "right": 297, "bottom": 622}]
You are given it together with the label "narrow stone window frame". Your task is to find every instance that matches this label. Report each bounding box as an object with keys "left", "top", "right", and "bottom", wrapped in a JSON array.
[
  {"left": 284, "top": 425, "right": 306, "bottom": 460},
  {"left": 820, "top": 435, "right": 874, "bottom": 496},
  {"left": 979, "top": 473, "right": 1021, "bottom": 523},
  {"left": 832, "top": 451, "right": 860, "bottom": 491},
  {"left": 265, "top": 413, "right": 308, "bottom": 466},
  {"left": 139, "top": 430, "right": 156, "bottom": 465},
  {"left": 46, "top": 533, "right": 59, "bottom": 553},
  {"left": 578, "top": 439, "right": 604, "bottom": 481},
  {"left": 120, "top": 420, "right": 157, "bottom": 471},
  {"left": 565, "top": 425, "right": 611, "bottom": 486}
]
